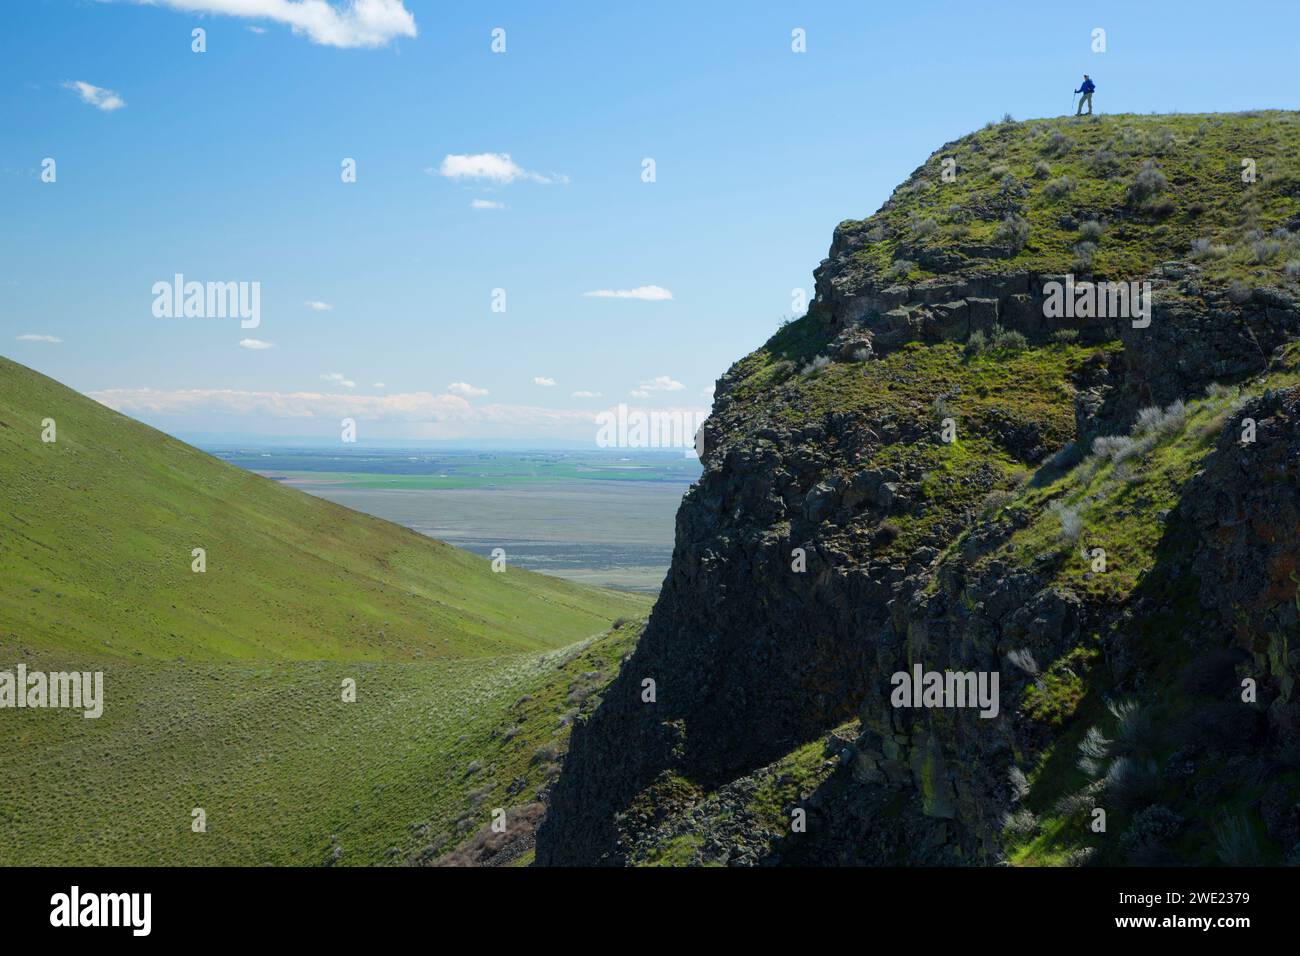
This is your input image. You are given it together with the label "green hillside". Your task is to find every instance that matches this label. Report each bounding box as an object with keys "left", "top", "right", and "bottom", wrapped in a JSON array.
[
  {"left": 2, "top": 626, "right": 642, "bottom": 866},
  {"left": 0, "top": 356, "right": 653, "bottom": 864},
  {"left": 0, "top": 355, "right": 648, "bottom": 662}
]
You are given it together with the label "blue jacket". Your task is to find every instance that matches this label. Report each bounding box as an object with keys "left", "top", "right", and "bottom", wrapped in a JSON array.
[{"left": 1076, "top": 78, "right": 1095, "bottom": 94}]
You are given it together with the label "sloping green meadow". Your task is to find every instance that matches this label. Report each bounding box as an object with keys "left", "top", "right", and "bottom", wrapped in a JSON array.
[
  {"left": 0, "top": 640, "right": 642, "bottom": 865},
  {"left": 1, "top": 655, "right": 535, "bottom": 864},
  {"left": 0, "top": 356, "right": 653, "bottom": 864}
]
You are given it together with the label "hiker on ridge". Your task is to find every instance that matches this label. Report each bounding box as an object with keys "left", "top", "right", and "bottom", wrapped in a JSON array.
[{"left": 1074, "top": 74, "right": 1096, "bottom": 116}]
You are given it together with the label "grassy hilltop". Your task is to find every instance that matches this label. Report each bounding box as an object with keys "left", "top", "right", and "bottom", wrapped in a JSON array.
[
  {"left": 841, "top": 110, "right": 1300, "bottom": 286},
  {"left": 0, "top": 356, "right": 652, "bottom": 864}
]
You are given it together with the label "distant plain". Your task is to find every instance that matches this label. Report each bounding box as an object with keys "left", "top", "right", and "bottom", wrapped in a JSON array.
[{"left": 216, "top": 449, "right": 701, "bottom": 592}]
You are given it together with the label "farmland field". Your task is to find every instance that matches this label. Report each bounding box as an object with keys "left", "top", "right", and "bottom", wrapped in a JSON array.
[{"left": 216, "top": 449, "right": 699, "bottom": 592}]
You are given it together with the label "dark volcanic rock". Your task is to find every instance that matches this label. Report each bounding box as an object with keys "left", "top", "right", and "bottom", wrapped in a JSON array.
[
  {"left": 1183, "top": 387, "right": 1300, "bottom": 736},
  {"left": 537, "top": 116, "right": 1300, "bottom": 867}
]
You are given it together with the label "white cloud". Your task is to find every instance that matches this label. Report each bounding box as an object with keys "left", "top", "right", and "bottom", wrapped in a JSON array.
[
  {"left": 570, "top": 390, "right": 602, "bottom": 399},
  {"left": 435, "top": 153, "right": 567, "bottom": 185},
  {"left": 372, "top": 382, "right": 386, "bottom": 389},
  {"left": 126, "top": 1, "right": 417, "bottom": 49},
  {"left": 320, "top": 372, "right": 355, "bottom": 388},
  {"left": 63, "top": 81, "right": 125, "bottom": 112},
  {"left": 246, "top": 25, "right": 266, "bottom": 34},
  {"left": 701, "top": 385, "right": 716, "bottom": 398},
  {"left": 447, "top": 381, "right": 488, "bottom": 397},
  {"left": 16, "top": 334, "right": 61, "bottom": 343},
  {"left": 470, "top": 198, "right": 507, "bottom": 210},
  {"left": 532, "top": 376, "right": 557, "bottom": 387},
  {"left": 304, "top": 300, "right": 333, "bottom": 311},
  {"left": 581, "top": 285, "right": 673, "bottom": 301},
  {"left": 629, "top": 389, "right": 650, "bottom": 399},
  {"left": 635, "top": 375, "right": 685, "bottom": 393},
  {"left": 88, "top": 387, "right": 601, "bottom": 431},
  {"left": 239, "top": 338, "right": 274, "bottom": 349}
]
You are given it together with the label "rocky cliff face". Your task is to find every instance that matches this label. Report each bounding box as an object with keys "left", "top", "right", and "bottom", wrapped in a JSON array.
[{"left": 538, "top": 112, "right": 1300, "bottom": 866}]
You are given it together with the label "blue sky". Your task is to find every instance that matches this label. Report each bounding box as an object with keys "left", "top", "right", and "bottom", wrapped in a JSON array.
[{"left": 3, "top": 0, "right": 1297, "bottom": 445}]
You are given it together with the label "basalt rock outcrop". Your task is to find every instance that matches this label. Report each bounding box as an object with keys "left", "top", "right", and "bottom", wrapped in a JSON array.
[{"left": 538, "top": 113, "right": 1300, "bottom": 866}]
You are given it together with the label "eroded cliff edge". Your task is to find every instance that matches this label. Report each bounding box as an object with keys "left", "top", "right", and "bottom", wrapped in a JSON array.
[{"left": 538, "top": 112, "right": 1300, "bottom": 866}]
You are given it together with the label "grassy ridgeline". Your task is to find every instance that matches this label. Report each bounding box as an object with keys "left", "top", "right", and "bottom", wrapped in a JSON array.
[
  {"left": 847, "top": 110, "right": 1300, "bottom": 286},
  {"left": 0, "top": 356, "right": 654, "bottom": 864}
]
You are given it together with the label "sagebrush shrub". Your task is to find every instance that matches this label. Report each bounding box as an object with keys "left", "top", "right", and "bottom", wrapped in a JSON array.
[
  {"left": 994, "top": 214, "right": 1030, "bottom": 252},
  {"left": 1127, "top": 160, "right": 1168, "bottom": 205},
  {"left": 1043, "top": 175, "right": 1075, "bottom": 199},
  {"left": 1040, "top": 130, "right": 1070, "bottom": 157},
  {"left": 799, "top": 354, "right": 831, "bottom": 377},
  {"left": 1072, "top": 240, "right": 1098, "bottom": 271},
  {"left": 1189, "top": 237, "right": 1229, "bottom": 260},
  {"left": 885, "top": 258, "right": 916, "bottom": 282},
  {"left": 991, "top": 325, "right": 1028, "bottom": 350},
  {"left": 911, "top": 216, "right": 939, "bottom": 239},
  {"left": 1085, "top": 150, "right": 1121, "bottom": 178},
  {"left": 1049, "top": 500, "right": 1082, "bottom": 543},
  {"left": 964, "top": 328, "right": 988, "bottom": 357},
  {"left": 1249, "top": 238, "right": 1283, "bottom": 264},
  {"left": 1227, "top": 280, "right": 1253, "bottom": 304}
]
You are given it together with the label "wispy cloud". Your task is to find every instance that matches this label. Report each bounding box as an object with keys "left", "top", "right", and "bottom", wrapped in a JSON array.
[
  {"left": 88, "top": 387, "right": 602, "bottom": 431},
  {"left": 16, "top": 333, "right": 61, "bottom": 343},
  {"left": 582, "top": 285, "right": 673, "bottom": 301},
  {"left": 372, "top": 382, "right": 386, "bottom": 389},
  {"left": 470, "top": 198, "right": 507, "bottom": 210},
  {"left": 63, "top": 81, "right": 125, "bottom": 111},
  {"left": 570, "top": 390, "right": 602, "bottom": 398},
  {"left": 304, "top": 300, "right": 333, "bottom": 311},
  {"left": 632, "top": 375, "right": 685, "bottom": 396},
  {"left": 238, "top": 338, "right": 274, "bottom": 350},
  {"left": 320, "top": 372, "right": 355, "bottom": 388},
  {"left": 447, "top": 381, "right": 488, "bottom": 397},
  {"left": 434, "top": 153, "right": 567, "bottom": 185},
  {"left": 532, "top": 376, "right": 557, "bottom": 387},
  {"left": 124, "top": 1, "right": 417, "bottom": 49}
]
